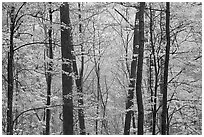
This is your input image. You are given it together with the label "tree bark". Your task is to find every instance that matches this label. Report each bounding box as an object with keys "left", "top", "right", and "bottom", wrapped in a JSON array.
[
  {"left": 60, "top": 2, "right": 73, "bottom": 135},
  {"left": 45, "top": 2, "right": 53, "bottom": 135},
  {"left": 149, "top": 4, "right": 159, "bottom": 135},
  {"left": 7, "top": 6, "right": 15, "bottom": 135},
  {"left": 135, "top": 2, "right": 145, "bottom": 135},
  {"left": 161, "top": 2, "right": 170, "bottom": 135},
  {"left": 77, "top": 2, "right": 86, "bottom": 135},
  {"left": 123, "top": 11, "right": 139, "bottom": 135}
]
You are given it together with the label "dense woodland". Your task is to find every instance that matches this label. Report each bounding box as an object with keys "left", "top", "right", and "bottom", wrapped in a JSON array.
[{"left": 1, "top": 2, "right": 202, "bottom": 135}]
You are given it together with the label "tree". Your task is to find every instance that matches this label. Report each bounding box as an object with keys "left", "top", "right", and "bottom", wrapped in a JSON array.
[
  {"left": 135, "top": 2, "right": 145, "bottom": 135},
  {"left": 45, "top": 2, "right": 53, "bottom": 135},
  {"left": 6, "top": 3, "right": 27, "bottom": 134},
  {"left": 148, "top": 3, "right": 164, "bottom": 135},
  {"left": 75, "top": 2, "right": 86, "bottom": 135},
  {"left": 123, "top": 11, "right": 139, "bottom": 135},
  {"left": 1, "top": 2, "right": 202, "bottom": 135},
  {"left": 7, "top": 5, "right": 15, "bottom": 135},
  {"left": 60, "top": 2, "right": 73, "bottom": 135},
  {"left": 161, "top": 2, "right": 170, "bottom": 135}
]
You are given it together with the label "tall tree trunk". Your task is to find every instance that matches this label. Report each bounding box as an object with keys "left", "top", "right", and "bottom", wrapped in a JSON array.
[
  {"left": 158, "top": 57, "right": 164, "bottom": 134},
  {"left": 45, "top": 2, "right": 53, "bottom": 135},
  {"left": 135, "top": 2, "right": 145, "bottom": 135},
  {"left": 94, "top": 43, "right": 101, "bottom": 135},
  {"left": 92, "top": 21, "right": 102, "bottom": 135},
  {"left": 14, "top": 59, "right": 19, "bottom": 132},
  {"left": 95, "top": 64, "right": 100, "bottom": 135},
  {"left": 77, "top": 2, "right": 86, "bottom": 135},
  {"left": 123, "top": 11, "right": 139, "bottom": 135},
  {"left": 7, "top": 6, "right": 15, "bottom": 135},
  {"left": 149, "top": 4, "right": 159, "bottom": 135},
  {"left": 161, "top": 2, "right": 170, "bottom": 135},
  {"left": 60, "top": 3, "right": 73, "bottom": 135}
]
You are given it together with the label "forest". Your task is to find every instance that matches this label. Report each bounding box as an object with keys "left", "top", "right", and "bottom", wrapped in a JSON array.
[{"left": 1, "top": 2, "right": 202, "bottom": 135}]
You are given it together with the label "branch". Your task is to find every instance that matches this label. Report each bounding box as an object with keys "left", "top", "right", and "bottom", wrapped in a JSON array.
[
  {"left": 114, "top": 8, "right": 134, "bottom": 28},
  {"left": 14, "top": 42, "right": 45, "bottom": 51},
  {"left": 194, "top": 55, "right": 201, "bottom": 60},
  {"left": 117, "top": 2, "right": 166, "bottom": 12},
  {"left": 13, "top": 104, "right": 63, "bottom": 125},
  {"left": 14, "top": 2, "right": 26, "bottom": 23},
  {"left": 14, "top": 42, "right": 60, "bottom": 51},
  {"left": 168, "top": 69, "right": 184, "bottom": 84}
]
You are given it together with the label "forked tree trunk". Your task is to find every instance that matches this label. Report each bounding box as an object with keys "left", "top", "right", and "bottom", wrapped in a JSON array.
[
  {"left": 161, "top": 2, "right": 170, "bottom": 135},
  {"left": 60, "top": 2, "right": 73, "bottom": 135}
]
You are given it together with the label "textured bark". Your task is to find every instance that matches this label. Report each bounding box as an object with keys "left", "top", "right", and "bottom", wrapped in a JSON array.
[
  {"left": 60, "top": 3, "right": 73, "bottom": 135},
  {"left": 77, "top": 2, "right": 86, "bottom": 135},
  {"left": 123, "top": 11, "right": 139, "bottom": 135},
  {"left": 132, "top": 112, "right": 136, "bottom": 134},
  {"left": 135, "top": 2, "right": 145, "bottom": 135},
  {"left": 7, "top": 6, "right": 15, "bottom": 135},
  {"left": 161, "top": 2, "right": 170, "bottom": 135},
  {"left": 45, "top": 2, "right": 53, "bottom": 135}
]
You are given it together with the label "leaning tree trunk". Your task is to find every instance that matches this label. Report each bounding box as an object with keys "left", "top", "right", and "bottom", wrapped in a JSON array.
[
  {"left": 135, "top": 2, "right": 145, "bottom": 135},
  {"left": 123, "top": 11, "right": 139, "bottom": 135},
  {"left": 45, "top": 2, "right": 53, "bottom": 135},
  {"left": 60, "top": 2, "right": 73, "bottom": 135},
  {"left": 7, "top": 6, "right": 15, "bottom": 135},
  {"left": 161, "top": 2, "right": 170, "bottom": 135}
]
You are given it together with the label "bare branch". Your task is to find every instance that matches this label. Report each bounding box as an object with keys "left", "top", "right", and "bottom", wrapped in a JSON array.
[{"left": 114, "top": 8, "right": 134, "bottom": 28}]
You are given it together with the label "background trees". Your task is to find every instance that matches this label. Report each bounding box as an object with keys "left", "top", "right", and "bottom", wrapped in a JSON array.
[{"left": 1, "top": 2, "right": 202, "bottom": 135}]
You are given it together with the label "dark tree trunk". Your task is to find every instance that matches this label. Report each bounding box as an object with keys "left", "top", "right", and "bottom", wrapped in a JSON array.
[
  {"left": 135, "top": 2, "right": 145, "bottom": 135},
  {"left": 7, "top": 6, "right": 15, "bottom": 135},
  {"left": 45, "top": 2, "right": 53, "bottom": 135},
  {"left": 132, "top": 112, "right": 136, "bottom": 134},
  {"left": 149, "top": 4, "right": 159, "bottom": 135},
  {"left": 123, "top": 11, "right": 139, "bottom": 135},
  {"left": 161, "top": 2, "right": 170, "bottom": 135},
  {"left": 96, "top": 64, "right": 101, "bottom": 135},
  {"left": 95, "top": 67, "right": 100, "bottom": 135},
  {"left": 77, "top": 2, "right": 86, "bottom": 135},
  {"left": 60, "top": 3, "right": 73, "bottom": 135}
]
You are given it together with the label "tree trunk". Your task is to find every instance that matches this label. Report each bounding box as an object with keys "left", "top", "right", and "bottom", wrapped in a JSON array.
[
  {"left": 123, "top": 11, "right": 139, "bottom": 135},
  {"left": 95, "top": 65, "right": 100, "bottom": 135},
  {"left": 7, "top": 6, "right": 15, "bottom": 135},
  {"left": 135, "top": 2, "right": 145, "bottom": 135},
  {"left": 45, "top": 2, "right": 53, "bottom": 135},
  {"left": 132, "top": 112, "right": 136, "bottom": 134},
  {"left": 77, "top": 2, "right": 86, "bottom": 135},
  {"left": 60, "top": 2, "right": 73, "bottom": 135},
  {"left": 161, "top": 2, "right": 170, "bottom": 135},
  {"left": 149, "top": 4, "right": 159, "bottom": 135}
]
